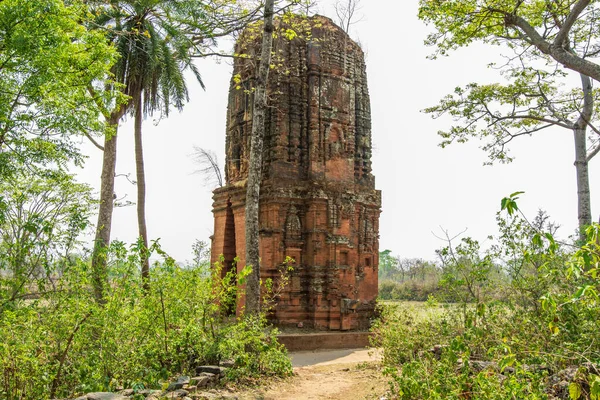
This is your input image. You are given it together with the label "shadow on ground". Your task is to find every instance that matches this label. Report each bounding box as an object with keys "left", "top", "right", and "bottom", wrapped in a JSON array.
[{"left": 290, "top": 348, "right": 382, "bottom": 367}]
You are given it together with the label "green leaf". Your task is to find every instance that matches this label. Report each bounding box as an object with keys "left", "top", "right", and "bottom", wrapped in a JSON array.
[
  {"left": 498, "top": 354, "right": 516, "bottom": 372},
  {"left": 590, "top": 374, "right": 600, "bottom": 400},
  {"left": 500, "top": 196, "right": 519, "bottom": 216},
  {"left": 574, "top": 285, "right": 592, "bottom": 299},
  {"left": 569, "top": 382, "right": 582, "bottom": 400},
  {"left": 549, "top": 321, "right": 559, "bottom": 336},
  {"left": 532, "top": 233, "right": 543, "bottom": 247},
  {"left": 476, "top": 302, "right": 485, "bottom": 317}
]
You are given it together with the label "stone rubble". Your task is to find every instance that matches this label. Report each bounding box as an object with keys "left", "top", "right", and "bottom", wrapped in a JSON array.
[{"left": 69, "top": 366, "right": 237, "bottom": 400}]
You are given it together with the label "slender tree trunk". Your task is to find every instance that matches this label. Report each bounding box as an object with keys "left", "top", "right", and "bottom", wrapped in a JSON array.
[
  {"left": 574, "top": 73, "right": 594, "bottom": 238},
  {"left": 574, "top": 128, "right": 591, "bottom": 230},
  {"left": 91, "top": 115, "right": 120, "bottom": 305},
  {"left": 134, "top": 91, "right": 150, "bottom": 291},
  {"left": 244, "top": 0, "right": 275, "bottom": 315}
]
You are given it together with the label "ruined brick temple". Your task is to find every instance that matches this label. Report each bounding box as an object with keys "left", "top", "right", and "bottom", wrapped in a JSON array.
[{"left": 210, "top": 16, "right": 381, "bottom": 330}]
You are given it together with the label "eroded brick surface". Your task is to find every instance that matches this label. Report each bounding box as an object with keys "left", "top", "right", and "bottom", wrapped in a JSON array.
[{"left": 211, "top": 16, "right": 381, "bottom": 330}]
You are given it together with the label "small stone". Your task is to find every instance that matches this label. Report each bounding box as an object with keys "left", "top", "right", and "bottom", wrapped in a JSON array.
[
  {"left": 219, "top": 360, "right": 235, "bottom": 368},
  {"left": 138, "top": 390, "right": 163, "bottom": 396},
  {"left": 196, "top": 366, "right": 226, "bottom": 377},
  {"left": 190, "top": 393, "right": 218, "bottom": 400},
  {"left": 182, "top": 385, "right": 197, "bottom": 394},
  {"left": 87, "top": 393, "right": 128, "bottom": 400},
  {"left": 429, "top": 344, "right": 447, "bottom": 360},
  {"left": 119, "top": 389, "right": 135, "bottom": 396},
  {"left": 583, "top": 361, "right": 599, "bottom": 374},
  {"left": 167, "top": 382, "right": 184, "bottom": 392},
  {"left": 199, "top": 372, "right": 218, "bottom": 385},
  {"left": 161, "top": 389, "right": 189, "bottom": 399},
  {"left": 190, "top": 376, "right": 211, "bottom": 388},
  {"left": 167, "top": 376, "right": 191, "bottom": 392},
  {"left": 469, "top": 360, "right": 497, "bottom": 372}
]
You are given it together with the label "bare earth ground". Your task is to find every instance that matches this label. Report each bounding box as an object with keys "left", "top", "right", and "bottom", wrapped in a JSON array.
[{"left": 233, "top": 349, "right": 388, "bottom": 400}]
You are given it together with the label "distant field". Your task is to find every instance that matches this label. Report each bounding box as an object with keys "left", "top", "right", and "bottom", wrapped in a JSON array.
[{"left": 378, "top": 300, "right": 459, "bottom": 321}]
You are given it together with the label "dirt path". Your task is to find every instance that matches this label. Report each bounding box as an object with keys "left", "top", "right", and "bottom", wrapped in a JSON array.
[{"left": 235, "top": 349, "right": 388, "bottom": 400}]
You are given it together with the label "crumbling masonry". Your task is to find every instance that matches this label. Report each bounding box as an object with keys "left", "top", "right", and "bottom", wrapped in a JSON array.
[{"left": 210, "top": 16, "right": 381, "bottom": 330}]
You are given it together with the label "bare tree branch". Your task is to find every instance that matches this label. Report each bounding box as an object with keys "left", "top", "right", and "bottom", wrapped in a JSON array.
[
  {"left": 334, "top": 0, "right": 363, "bottom": 33},
  {"left": 83, "top": 131, "right": 105, "bottom": 151},
  {"left": 192, "top": 146, "right": 223, "bottom": 188}
]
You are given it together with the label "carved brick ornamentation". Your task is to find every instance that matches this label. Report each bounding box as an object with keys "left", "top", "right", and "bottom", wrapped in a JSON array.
[{"left": 210, "top": 15, "right": 381, "bottom": 330}]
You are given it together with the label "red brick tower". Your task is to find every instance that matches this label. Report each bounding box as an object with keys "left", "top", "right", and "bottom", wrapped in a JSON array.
[{"left": 210, "top": 16, "right": 381, "bottom": 330}]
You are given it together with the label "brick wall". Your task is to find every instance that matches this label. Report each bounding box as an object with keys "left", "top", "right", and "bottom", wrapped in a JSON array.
[{"left": 210, "top": 16, "right": 381, "bottom": 330}]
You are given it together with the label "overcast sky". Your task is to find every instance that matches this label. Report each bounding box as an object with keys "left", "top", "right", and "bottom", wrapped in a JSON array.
[{"left": 77, "top": 1, "right": 600, "bottom": 263}]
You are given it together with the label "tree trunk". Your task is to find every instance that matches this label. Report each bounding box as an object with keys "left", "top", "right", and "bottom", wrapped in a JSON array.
[
  {"left": 91, "top": 115, "right": 120, "bottom": 305},
  {"left": 574, "top": 73, "right": 594, "bottom": 238},
  {"left": 574, "top": 128, "right": 591, "bottom": 232},
  {"left": 244, "top": 0, "right": 275, "bottom": 315},
  {"left": 134, "top": 91, "right": 150, "bottom": 291}
]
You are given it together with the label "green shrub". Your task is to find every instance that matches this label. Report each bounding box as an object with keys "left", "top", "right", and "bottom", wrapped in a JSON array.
[
  {"left": 0, "top": 242, "right": 292, "bottom": 399},
  {"left": 379, "top": 279, "right": 441, "bottom": 302},
  {"left": 374, "top": 195, "right": 600, "bottom": 399}
]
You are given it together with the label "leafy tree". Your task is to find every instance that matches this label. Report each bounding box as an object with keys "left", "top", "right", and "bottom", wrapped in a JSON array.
[
  {"left": 0, "top": 166, "right": 94, "bottom": 310},
  {"left": 379, "top": 249, "right": 399, "bottom": 280},
  {"left": 0, "top": 0, "right": 118, "bottom": 179},
  {"left": 419, "top": 0, "right": 600, "bottom": 233},
  {"left": 191, "top": 239, "right": 212, "bottom": 269},
  {"left": 437, "top": 237, "right": 497, "bottom": 304},
  {"left": 378, "top": 250, "right": 443, "bottom": 301},
  {"left": 88, "top": 0, "right": 259, "bottom": 295},
  {"left": 98, "top": 0, "right": 210, "bottom": 289},
  {"left": 418, "top": 0, "right": 600, "bottom": 83},
  {"left": 0, "top": 0, "right": 122, "bottom": 304}
]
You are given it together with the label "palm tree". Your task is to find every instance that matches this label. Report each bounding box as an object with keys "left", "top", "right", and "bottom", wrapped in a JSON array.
[
  {"left": 89, "top": 0, "right": 212, "bottom": 293},
  {"left": 88, "top": 0, "right": 263, "bottom": 298},
  {"left": 114, "top": 1, "right": 207, "bottom": 288}
]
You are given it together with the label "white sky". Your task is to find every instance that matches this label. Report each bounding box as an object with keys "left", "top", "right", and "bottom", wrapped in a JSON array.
[{"left": 76, "top": 1, "right": 600, "bottom": 263}]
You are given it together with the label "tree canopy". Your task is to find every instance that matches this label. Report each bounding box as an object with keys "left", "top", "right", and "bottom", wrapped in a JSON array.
[
  {"left": 0, "top": 0, "right": 118, "bottom": 178},
  {"left": 419, "top": 0, "right": 600, "bottom": 230},
  {"left": 418, "top": 0, "right": 600, "bottom": 82}
]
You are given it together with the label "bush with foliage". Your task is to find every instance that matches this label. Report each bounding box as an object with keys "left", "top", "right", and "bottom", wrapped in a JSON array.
[
  {"left": 378, "top": 252, "right": 443, "bottom": 302},
  {"left": 0, "top": 242, "right": 292, "bottom": 399},
  {"left": 373, "top": 194, "right": 600, "bottom": 399},
  {"left": 0, "top": 167, "right": 94, "bottom": 307},
  {"left": 379, "top": 279, "right": 442, "bottom": 302}
]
